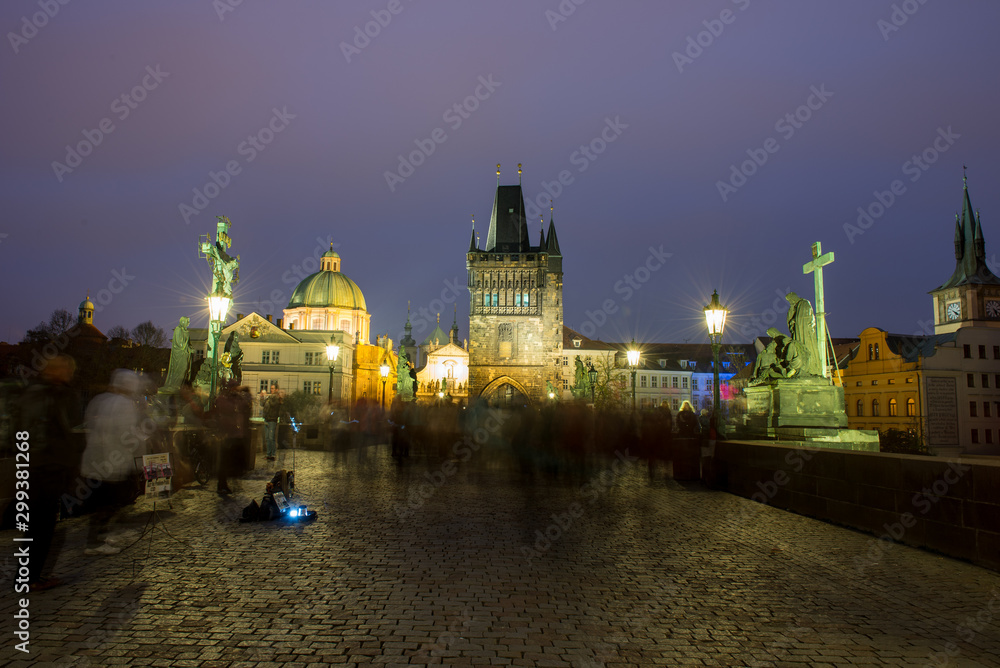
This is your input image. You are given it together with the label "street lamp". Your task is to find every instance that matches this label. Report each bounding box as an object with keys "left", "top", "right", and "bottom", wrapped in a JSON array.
[
  {"left": 704, "top": 289, "right": 729, "bottom": 431},
  {"left": 325, "top": 335, "right": 339, "bottom": 405},
  {"left": 207, "top": 289, "right": 231, "bottom": 405},
  {"left": 379, "top": 361, "right": 390, "bottom": 410},
  {"left": 626, "top": 339, "right": 640, "bottom": 412},
  {"left": 587, "top": 361, "right": 598, "bottom": 405}
]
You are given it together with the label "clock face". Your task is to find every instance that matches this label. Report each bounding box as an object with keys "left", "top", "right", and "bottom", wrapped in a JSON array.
[
  {"left": 946, "top": 302, "right": 961, "bottom": 321},
  {"left": 987, "top": 300, "right": 1000, "bottom": 319}
]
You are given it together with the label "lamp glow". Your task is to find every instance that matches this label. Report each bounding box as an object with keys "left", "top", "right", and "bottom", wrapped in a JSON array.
[{"left": 704, "top": 290, "right": 727, "bottom": 339}]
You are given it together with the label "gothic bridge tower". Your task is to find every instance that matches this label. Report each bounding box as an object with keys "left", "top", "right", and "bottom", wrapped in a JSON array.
[{"left": 467, "top": 165, "right": 564, "bottom": 406}]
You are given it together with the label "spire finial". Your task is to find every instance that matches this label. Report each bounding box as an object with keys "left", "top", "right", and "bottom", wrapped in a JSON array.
[
  {"left": 436, "top": 313, "right": 440, "bottom": 325},
  {"left": 550, "top": 199, "right": 553, "bottom": 216},
  {"left": 407, "top": 300, "right": 411, "bottom": 315},
  {"left": 518, "top": 163, "right": 522, "bottom": 185},
  {"left": 964, "top": 165, "right": 968, "bottom": 188},
  {"left": 496, "top": 163, "right": 500, "bottom": 186}
]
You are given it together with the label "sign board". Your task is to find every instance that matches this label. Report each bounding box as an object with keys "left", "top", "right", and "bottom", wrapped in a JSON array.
[
  {"left": 925, "top": 376, "right": 959, "bottom": 446},
  {"left": 142, "top": 452, "right": 173, "bottom": 498}
]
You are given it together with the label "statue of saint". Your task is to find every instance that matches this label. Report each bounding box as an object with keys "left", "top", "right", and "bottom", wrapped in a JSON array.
[
  {"left": 572, "top": 357, "right": 589, "bottom": 399},
  {"left": 199, "top": 216, "right": 240, "bottom": 299},
  {"left": 396, "top": 348, "right": 414, "bottom": 401},
  {"left": 785, "top": 292, "right": 822, "bottom": 376},
  {"left": 224, "top": 331, "right": 243, "bottom": 385},
  {"left": 159, "top": 316, "right": 193, "bottom": 394}
]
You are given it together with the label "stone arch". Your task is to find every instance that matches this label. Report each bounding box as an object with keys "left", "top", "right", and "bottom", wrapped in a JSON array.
[{"left": 480, "top": 376, "right": 532, "bottom": 407}]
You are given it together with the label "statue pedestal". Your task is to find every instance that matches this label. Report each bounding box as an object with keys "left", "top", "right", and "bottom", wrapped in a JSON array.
[{"left": 741, "top": 378, "right": 878, "bottom": 451}]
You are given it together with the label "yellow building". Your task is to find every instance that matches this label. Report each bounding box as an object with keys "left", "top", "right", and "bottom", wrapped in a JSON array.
[
  {"left": 353, "top": 335, "right": 397, "bottom": 408},
  {"left": 842, "top": 328, "right": 923, "bottom": 433}
]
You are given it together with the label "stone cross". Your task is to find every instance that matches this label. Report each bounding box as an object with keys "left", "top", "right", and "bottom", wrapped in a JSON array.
[{"left": 802, "top": 241, "right": 835, "bottom": 379}]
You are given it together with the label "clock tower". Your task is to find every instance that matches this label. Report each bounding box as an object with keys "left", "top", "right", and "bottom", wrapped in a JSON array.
[{"left": 930, "top": 174, "right": 1000, "bottom": 334}]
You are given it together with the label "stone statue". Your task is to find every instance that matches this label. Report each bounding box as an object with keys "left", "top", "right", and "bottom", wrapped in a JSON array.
[
  {"left": 572, "top": 356, "right": 590, "bottom": 399},
  {"left": 785, "top": 292, "right": 822, "bottom": 376},
  {"left": 223, "top": 331, "right": 243, "bottom": 385},
  {"left": 396, "top": 348, "right": 414, "bottom": 401},
  {"left": 159, "top": 316, "right": 194, "bottom": 395},
  {"left": 749, "top": 328, "right": 799, "bottom": 385}
]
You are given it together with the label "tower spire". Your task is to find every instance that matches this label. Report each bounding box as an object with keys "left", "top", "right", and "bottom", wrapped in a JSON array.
[
  {"left": 546, "top": 199, "right": 562, "bottom": 256},
  {"left": 469, "top": 215, "right": 478, "bottom": 252}
]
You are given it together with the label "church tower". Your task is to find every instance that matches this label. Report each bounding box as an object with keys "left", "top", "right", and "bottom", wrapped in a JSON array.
[
  {"left": 930, "top": 174, "right": 1000, "bottom": 334},
  {"left": 467, "top": 165, "right": 564, "bottom": 405}
]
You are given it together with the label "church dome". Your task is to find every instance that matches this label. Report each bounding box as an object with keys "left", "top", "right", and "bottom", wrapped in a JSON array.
[{"left": 287, "top": 253, "right": 367, "bottom": 310}]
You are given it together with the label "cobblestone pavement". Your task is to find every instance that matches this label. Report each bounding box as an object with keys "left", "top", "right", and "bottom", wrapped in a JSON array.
[{"left": 3, "top": 438, "right": 999, "bottom": 667}]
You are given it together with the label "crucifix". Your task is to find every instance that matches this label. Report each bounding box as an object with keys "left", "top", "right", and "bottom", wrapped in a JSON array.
[{"left": 803, "top": 241, "right": 835, "bottom": 379}]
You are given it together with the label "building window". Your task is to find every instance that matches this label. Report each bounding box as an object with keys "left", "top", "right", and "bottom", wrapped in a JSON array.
[
  {"left": 515, "top": 293, "right": 521, "bottom": 307},
  {"left": 985, "top": 402, "right": 992, "bottom": 418},
  {"left": 672, "top": 398, "right": 679, "bottom": 410},
  {"left": 970, "top": 401, "right": 977, "bottom": 417},
  {"left": 673, "top": 377, "right": 679, "bottom": 389},
  {"left": 259, "top": 379, "right": 271, "bottom": 393},
  {"left": 871, "top": 380, "right": 878, "bottom": 385},
  {"left": 563, "top": 379, "right": 568, "bottom": 390},
  {"left": 987, "top": 430, "right": 993, "bottom": 444},
  {"left": 906, "top": 398, "right": 915, "bottom": 417},
  {"left": 523, "top": 292, "right": 530, "bottom": 306},
  {"left": 905, "top": 377, "right": 913, "bottom": 383},
  {"left": 980, "top": 345, "right": 987, "bottom": 359},
  {"left": 856, "top": 399, "right": 864, "bottom": 417},
  {"left": 483, "top": 293, "right": 490, "bottom": 307},
  {"left": 640, "top": 375, "right": 647, "bottom": 388},
  {"left": 650, "top": 376, "right": 657, "bottom": 388},
  {"left": 964, "top": 344, "right": 972, "bottom": 358},
  {"left": 994, "top": 345, "right": 1000, "bottom": 359},
  {"left": 972, "top": 429, "right": 979, "bottom": 444},
  {"left": 563, "top": 356, "right": 568, "bottom": 366},
  {"left": 868, "top": 344, "right": 874, "bottom": 361},
  {"left": 872, "top": 399, "right": 880, "bottom": 417},
  {"left": 968, "top": 373, "right": 975, "bottom": 388},
  {"left": 682, "top": 377, "right": 689, "bottom": 389},
  {"left": 303, "top": 381, "right": 314, "bottom": 394},
  {"left": 888, "top": 398, "right": 897, "bottom": 417},
  {"left": 984, "top": 374, "right": 991, "bottom": 389},
  {"left": 888, "top": 378, "right": 895, "bottom": 385},
  {"left": 874, "top": 344, "right": 880, "bottom": 360},
  {"left": 856, "top": 381, "right": 862, "bottom": 386}
]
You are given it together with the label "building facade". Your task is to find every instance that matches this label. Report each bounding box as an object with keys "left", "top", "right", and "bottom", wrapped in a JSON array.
[
  {"left": 466, "top": 175, "right": 564, "bottom": 405},
  {"left": 843, "top": 178, "right": 1000, "bottom": 455}
]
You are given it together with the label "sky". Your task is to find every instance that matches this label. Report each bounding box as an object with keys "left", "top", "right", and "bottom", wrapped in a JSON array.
[{"left": 3, "top": 0, "right": 1000, "bottom": 351}]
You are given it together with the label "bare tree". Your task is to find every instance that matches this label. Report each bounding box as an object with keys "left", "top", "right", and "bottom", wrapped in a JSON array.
[
  {"left": 131, "top": 321, "right": 167, "bottom": 348},
  {"left": 20, "top": 308, "right": 75, "bottom": 343},
  {"left": 106, "top": 325, "right": 131, "bottom": 342}
]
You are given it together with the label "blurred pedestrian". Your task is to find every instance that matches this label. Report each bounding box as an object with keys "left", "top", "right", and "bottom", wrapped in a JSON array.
[
  {"left": 80, "top": 369, "right": 149, "bottom": 556},
  {"left": 262, "top": 384, "right": 283, "bottom": 461},
  {"left": 19, "top": 355, "right": 83, "bottom": 591},
  {"left": 212, "top": 381, "right": 251, "bottom": 494},
  {"left": 676, "top": 400, "right": 699, "bottom": 437}
]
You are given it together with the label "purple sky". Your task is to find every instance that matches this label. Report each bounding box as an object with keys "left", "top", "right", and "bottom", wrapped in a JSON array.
[{"left": 3, "top": 0, "right": 1000, "bottom": 350}]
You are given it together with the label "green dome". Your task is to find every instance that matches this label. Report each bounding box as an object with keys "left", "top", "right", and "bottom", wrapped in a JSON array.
[{"left": 288, "top": 270, "right": 367, "bottom": 310}]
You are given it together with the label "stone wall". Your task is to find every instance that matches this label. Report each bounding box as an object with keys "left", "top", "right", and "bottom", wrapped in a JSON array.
[{"left": 713, "top": 440, "right": 1000, "bottom": 573}]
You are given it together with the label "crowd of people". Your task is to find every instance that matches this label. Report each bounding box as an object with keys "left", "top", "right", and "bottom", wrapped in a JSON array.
[{"left": 4, "top": 353, "right": 722, "bottom": 592}]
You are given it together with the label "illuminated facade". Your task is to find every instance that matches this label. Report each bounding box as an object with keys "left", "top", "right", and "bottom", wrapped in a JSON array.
[
  {"left": 467, "top": 173, "right": 564, "bottom": 405},
  {"left": 282, "top": 246, "right": 371, "bottom": 343}
]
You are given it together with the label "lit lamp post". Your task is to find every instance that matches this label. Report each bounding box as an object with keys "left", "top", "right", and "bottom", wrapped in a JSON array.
[
  {"left": 379, "top": 361, "right": 390, "bottom": 410},
  {"left": 626, "top": 339, "right": 640, "bottom": 412},
  {"left": 207, "top": 289, "right": 231, "bottom": 405},
  {"left": 325, "top": 336, "right": 339, "bottom": 405},
  {"left": 704, "top": 290, "right": 729, "bottom": 431},
  {"left": 587, "top": 361, "right": 598, "bottom": 405}
]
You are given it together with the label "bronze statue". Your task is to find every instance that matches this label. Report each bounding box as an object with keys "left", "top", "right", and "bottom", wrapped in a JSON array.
[
  {"left": 159, "top": 316, "right": 193, "bottom": 394},
  {"left": 396, "top": 348, "right": 414, "bottom": 401},
  {"left": 748, "top": 293, "right": 825, "bottom": 386},
  {"left": 199, "top": 216, "right": 239, "bottom": 299}
]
